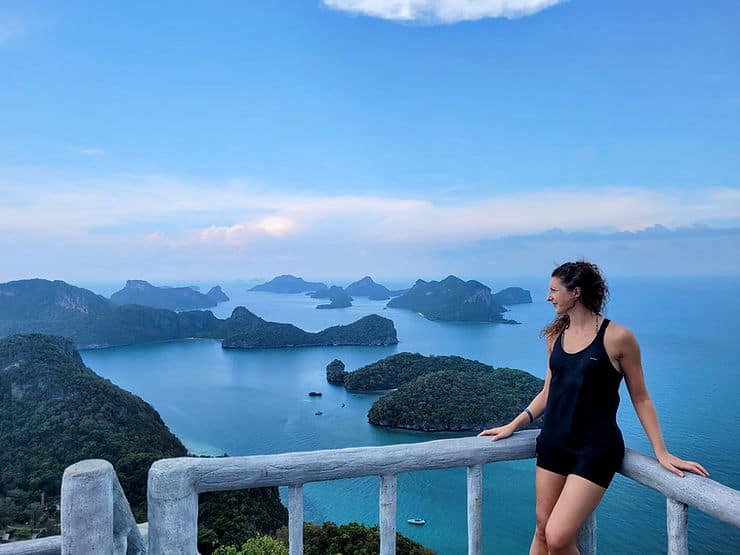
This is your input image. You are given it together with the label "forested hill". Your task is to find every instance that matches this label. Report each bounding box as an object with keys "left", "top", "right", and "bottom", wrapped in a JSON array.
[
  {"left": 336, "top": 352, "right": 543, "bottom": 432},
  {"left": 0, "top": 333, "right": 288, "bottom": 549}
]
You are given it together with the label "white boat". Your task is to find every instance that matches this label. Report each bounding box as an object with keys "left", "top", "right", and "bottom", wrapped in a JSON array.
[{"left": 407, "top": 518, "right": 425, "bottom": 525}]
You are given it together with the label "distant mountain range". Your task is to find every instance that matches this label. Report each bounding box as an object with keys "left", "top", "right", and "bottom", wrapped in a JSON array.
[
  {"left": 110, "top": 280, "right": 229, "bottom": 310},
  {"left": 0, "top": 279, "right": 397, "bottom": 349}
]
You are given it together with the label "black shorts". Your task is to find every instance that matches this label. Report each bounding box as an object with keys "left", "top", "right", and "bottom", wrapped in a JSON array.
[{"left": 535, "top": 435, "right": 624, "bottom": 489}]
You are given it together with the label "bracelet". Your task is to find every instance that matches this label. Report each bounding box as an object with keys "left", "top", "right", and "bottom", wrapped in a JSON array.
[{"left": 523, "top": 408, "right": 534, "bottom": 424}]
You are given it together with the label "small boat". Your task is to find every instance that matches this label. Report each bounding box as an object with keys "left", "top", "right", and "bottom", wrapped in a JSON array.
[
  {"left": 308, "top": 391, "right": 322, "bottom": 397},
  {"left": 314, "top": 411, "right": 323, "bottom": 415},
  {"left": 407, "top": 518, "right": 425, "bottom": 525}
]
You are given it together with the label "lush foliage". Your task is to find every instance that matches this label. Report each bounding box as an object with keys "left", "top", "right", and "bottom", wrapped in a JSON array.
[
  {"left": 213, "top": 535, "right": 288, "bottom": 555},
  {"left": 387, "top": 275, "right": 515, "bottom": 322},
  {"left": 344, "top": 352, "right": 487, "bottom": 391},
  {"left": 275, "top": 522, "right": 436, "bottom": 555},
  {"left": 326, "top": 359, "right": 347, "bottom": 383},
  {"left": 223, "top": 314, "right": 397, "bottom": 348},
  {"left": 199, "top": 489, "right": 287, "bottom": 554},
  {"left": 0, "top": 333, "right": 287, "bottom": 548},
  {"left": 368, "top": 366, "right": 543, "bottom": 431}
]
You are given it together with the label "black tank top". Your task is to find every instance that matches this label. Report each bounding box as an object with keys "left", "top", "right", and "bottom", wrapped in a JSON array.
[{"left": 540, "top": 318, "right": 624, "bottom": 451}]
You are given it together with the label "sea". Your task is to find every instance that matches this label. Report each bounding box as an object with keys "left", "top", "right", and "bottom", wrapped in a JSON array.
[{"left": 80, "top": 276, "right": 740, "bottom": 554}]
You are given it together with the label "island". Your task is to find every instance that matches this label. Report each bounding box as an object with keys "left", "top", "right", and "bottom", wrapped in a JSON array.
[
  {"left": 386, "top": 275, "right": 516, "bottom": 323},
  {"left": 249, "top": 275, "right": 328, "bottom": 294},
  {"left": 337, "top": 352, "right": 543, "bottom": 431},
  {"left": 109, "top": 279, "right": 229, "bottom": 310},
  {"left": 0, "top": 279, "right": 398, "bottom": 350},
  {"left": 222, "top": 310, "right": 397, "bottom": 349},
  {"left": 493, "top": 286, "right": 532, "bottom": 305},
  {"left": 315, "top": 286, "right": 353, "bottom": 309},
  {"left": 345, "top": 276, "right": 393, "bottom": 300},
  {"left": 0, "top": 333, "right": 286, "bottom": 548},
  {"left": 326, "top": 359, "right": 347, "bottom": 384}
]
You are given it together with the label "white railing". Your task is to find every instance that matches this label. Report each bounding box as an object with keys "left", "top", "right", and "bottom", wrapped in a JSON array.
[{"left": 1, "top": 430, "right": 738, "bottom": 554}]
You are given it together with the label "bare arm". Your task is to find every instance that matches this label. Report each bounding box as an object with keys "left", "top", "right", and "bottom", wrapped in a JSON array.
[
  {"left": 617, "top": 327, "right": 709, "bottom": 477},
  {"left": 478, "top": 340, "right": 553, "bottom": 441}
]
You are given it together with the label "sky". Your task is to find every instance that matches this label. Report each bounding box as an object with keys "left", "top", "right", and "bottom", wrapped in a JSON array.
[{"left": 1, "top": 0, "right": 739, "bottom": 283}]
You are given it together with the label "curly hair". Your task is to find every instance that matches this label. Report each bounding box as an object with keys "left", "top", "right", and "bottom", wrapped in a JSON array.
[{"left": 541, "top": 260, "right": 609, "bottom": 344}]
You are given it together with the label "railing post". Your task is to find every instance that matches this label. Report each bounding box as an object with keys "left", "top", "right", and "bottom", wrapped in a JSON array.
[
  {"left": 667, "top": 498, "right": 688, "bottom": 555},
  {"left": 467, "top": 464, "right": 483, "bottom": 555},
  {"left": 148, "top": 459, "right": 198, "bottom": 554},
  {"left": 379, "top": 474, "right": 397, "bottom": 555},
  {"left": 289, "top": 485, "right": 304, "bottom": 555},
  {"left": 576, "top": 512, "right": 597, "bottom": 555},
  {"left": 61, "top": 460, "right": 115, "bottom": 555}
]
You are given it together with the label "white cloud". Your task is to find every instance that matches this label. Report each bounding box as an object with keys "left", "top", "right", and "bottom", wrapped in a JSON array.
[{"left": 321, "top": 0, "right": 563, "bottom": 23}]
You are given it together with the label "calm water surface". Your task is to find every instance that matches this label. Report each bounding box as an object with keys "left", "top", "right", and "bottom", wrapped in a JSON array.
[{"left": 81, "top": 277, "right": 740, "bottom": 554}]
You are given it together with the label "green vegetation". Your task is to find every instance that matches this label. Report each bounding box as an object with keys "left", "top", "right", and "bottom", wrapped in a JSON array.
[
  {"left": 340, "top": 352, "right": 543, "bottom": 431},
  {"left": 387, "top": 275, "right": 517, "bottom": 323},
  {"left": 344, "top": 352, "right": 488, "bottom": 391},
  {"left": 223, "top": 314, "right": 397, "bottom": 349},
  {"left": 213, "top": 535, "right": 288, "bottom": 555},
  {"left": 368, "top": 367, "right": 543, "bottom": 431},
  {"left": 0, "top": 333, "right": 286, "bottom": 549},
  {"left": 0, "top": 280, "right": 397, "bottom": 349},
  {"left": 326, "top": 359, "right": 347, "bottom": 384}
]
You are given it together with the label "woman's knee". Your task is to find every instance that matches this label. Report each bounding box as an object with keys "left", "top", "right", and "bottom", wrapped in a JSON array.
[
  {"left": 534, "top": 509, "right": 549, "bottom": 541},
  {"left": 544, "top": 521, "right": 576, "bottom": 551}
]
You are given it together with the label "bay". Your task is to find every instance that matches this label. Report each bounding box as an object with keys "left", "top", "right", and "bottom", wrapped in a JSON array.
[{"left": 81, "top": 276, "right": 740, "bottom": 554}]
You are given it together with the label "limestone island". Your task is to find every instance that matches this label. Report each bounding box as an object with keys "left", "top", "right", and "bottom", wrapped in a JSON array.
[
  {"left": 0, "top": 279, "right": 398, "bottom": 350},
  {"left": 337, "top": 352, "right": 543, "bottom": 432},
  {"left": 313, "top": 286, "right": 353, "bottom": 309},
  {"left": 386, "top": 275, "right": 519, "bottom": 323},
  {"left": 345, "top": 276, "right": 393, "bottom": 300},
  {"left": 110, "top": 279, "right": 229, "bottom": 311},
  {"left": 493, "top": 286, "right": 532, "bottom": 305},
  {"left": 326, "top": 359, "right": 347, "bottom": 384},
  {"left": 249, "top": 275, "right": 327, "bottom": 294},
  {"left": 222, "top": 309, "right": 396, "bottom": 349}
]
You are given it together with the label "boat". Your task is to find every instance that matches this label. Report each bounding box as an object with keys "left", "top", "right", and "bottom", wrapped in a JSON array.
[
  {"left": 308, "top": 391, "right": 322, "bottom": 397},
  {"left": 407, "top": 518, "right": 425, "bottom": 525},
  {"left": 314, "top": 411, "right": 323, "bottom": 415}
]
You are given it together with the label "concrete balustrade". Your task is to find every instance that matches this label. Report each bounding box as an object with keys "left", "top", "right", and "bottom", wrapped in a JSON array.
[{"left": 2, "top": 431, "right": 738, "bottom": 555}]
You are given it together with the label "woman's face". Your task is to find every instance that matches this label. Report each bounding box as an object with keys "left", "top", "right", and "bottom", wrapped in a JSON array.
[{"left": 547, "top": 277, "right": 579, "bottom": 315}]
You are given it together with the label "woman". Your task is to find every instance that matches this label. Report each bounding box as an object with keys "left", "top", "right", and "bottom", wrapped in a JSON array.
[{"left": 478, "top": 261, "right": 708, "bottom": 555}]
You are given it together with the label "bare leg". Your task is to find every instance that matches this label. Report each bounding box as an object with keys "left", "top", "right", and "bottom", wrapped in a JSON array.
[
  {"left": 530, "top": 466, "right": 567, "bottom": 555},
  {"left": 545, "top": 474, "right": 606, "bottom": 555}
]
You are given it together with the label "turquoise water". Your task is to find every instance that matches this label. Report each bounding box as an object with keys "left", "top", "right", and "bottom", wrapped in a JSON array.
[{"left": 81, "top": 277, "right": 740, "bottom": 554}]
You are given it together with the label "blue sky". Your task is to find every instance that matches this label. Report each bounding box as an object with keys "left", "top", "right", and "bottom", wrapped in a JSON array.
[{"left": 1, "top": 1, "right": 739, "bottom": 282}]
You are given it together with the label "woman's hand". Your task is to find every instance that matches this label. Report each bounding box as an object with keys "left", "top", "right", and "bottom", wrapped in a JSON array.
[
  {"left": 657, "top": 451, "right": 709, "bottom": 478},
  {"left": 477, "top": 423, "right": 515, "bottom": 442}
]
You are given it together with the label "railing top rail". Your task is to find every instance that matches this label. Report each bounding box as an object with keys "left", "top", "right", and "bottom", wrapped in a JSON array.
[
  {"left": 148, "top": 432, "right": 740, "bottom": 529},
  {"left": 620, "top": 448, "right": 740, "bottom": 528},
  {"left": 148, "top": 431, "right": 539, "bottom": 499}
]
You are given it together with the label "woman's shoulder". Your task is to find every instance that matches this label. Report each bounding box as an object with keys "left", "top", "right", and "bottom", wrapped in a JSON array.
[{"left": 604, "top": 320, "right": 639, "bottom": 349}]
